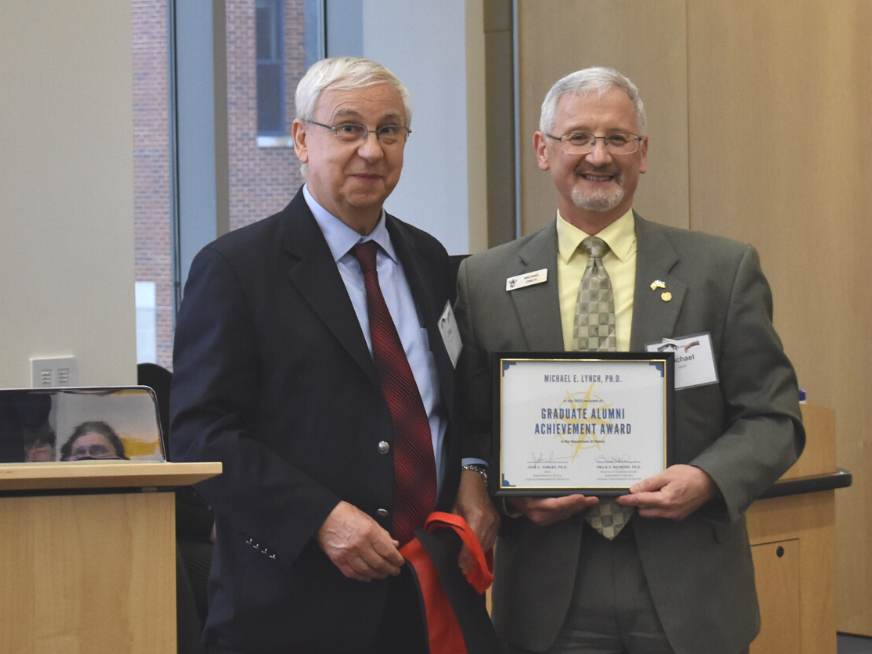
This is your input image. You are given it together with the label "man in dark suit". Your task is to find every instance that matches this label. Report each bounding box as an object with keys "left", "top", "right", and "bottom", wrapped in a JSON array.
[
  {"left": 455, "top": 67, "right": 804, "bottom": 654},
  {"left": 170, "top": 57, "right": 498, "bottom": 654}
]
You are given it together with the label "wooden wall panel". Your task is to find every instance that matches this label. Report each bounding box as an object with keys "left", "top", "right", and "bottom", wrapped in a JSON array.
[
  {"left": 686, "top": 0, "right": 872, "bottom": 635},
  {"left": 517, "top": 0, "right": 689, "bottom": 235}
]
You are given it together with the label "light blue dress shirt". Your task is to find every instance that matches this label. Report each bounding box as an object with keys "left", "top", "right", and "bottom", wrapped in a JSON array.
[{"left": 303, "top": 186, "right": 449, "bottom": 492}]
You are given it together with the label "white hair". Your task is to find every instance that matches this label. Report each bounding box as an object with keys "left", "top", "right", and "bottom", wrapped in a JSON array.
[
  {"left": 295, "top": 56, "right": 412, "bottom": 126},
  {"left": 539, "top": 66, "right": 646, "bottom": 134}
]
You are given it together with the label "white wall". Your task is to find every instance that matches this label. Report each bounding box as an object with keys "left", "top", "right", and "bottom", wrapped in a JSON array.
[
  {"left": 0, "top": 1, "right": 137, "bottom": 388},
  {"left": 361, "top": 0, "right": 487, "bottom": 255},
  {"left": 0, "top": 0, "right": 484, "bottom": 392}
]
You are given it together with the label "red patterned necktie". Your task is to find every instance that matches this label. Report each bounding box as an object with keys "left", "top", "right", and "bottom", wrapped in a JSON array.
[{"left": 353, "top": 241, "right": 437, "bottom": 545}]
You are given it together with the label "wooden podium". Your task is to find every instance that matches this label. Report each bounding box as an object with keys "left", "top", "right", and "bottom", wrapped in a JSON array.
[
  {"left": 748, "top": 404, "right": 850, "bottom": 654},
  {"left": 0, "top": 462, "right": 221, "bottom": 654}
]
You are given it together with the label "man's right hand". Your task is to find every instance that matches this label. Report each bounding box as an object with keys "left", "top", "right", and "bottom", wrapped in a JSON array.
[
  {"left": 316, "top": 501, "right": 404, "bottom": 581},
  {"left": 507, "top": 494, "right": 599, "bottom": 527}
]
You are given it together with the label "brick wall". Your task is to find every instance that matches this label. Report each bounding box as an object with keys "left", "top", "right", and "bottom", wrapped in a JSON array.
[
  {"left": 227, "top": 0, "right": 305, "bottom": 232},
  {"left": 133, "top": 0, "right": 307, "bottom": 369},
  {"left": 132, "top": 0, "right": 174, "bottom": 369}
]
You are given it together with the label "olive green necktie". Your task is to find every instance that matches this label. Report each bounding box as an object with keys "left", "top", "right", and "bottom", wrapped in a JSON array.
[{"left": 574, "top": 236, "right": 634, "bottom": 539}]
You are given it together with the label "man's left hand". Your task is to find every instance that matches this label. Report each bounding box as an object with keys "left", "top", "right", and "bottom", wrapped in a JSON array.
[
  {"left": 616, "top": 464, "right": 718, "bottom": 521},
  {"left": 452, "top": 468, "right": 500, "bottom": 575}
]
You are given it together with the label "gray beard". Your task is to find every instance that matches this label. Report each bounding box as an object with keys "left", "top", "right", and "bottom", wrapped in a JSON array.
[{"left": 572, "top": 183, "right": 624, "bottom": 213}]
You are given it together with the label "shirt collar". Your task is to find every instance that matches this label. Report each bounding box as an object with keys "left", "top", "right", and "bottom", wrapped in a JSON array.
[
  {"left": 303, "top": 184, "right": 397, "bottom": 263},
  {"left": 556, "top": 208, "right": 636, "bottom": 265}
]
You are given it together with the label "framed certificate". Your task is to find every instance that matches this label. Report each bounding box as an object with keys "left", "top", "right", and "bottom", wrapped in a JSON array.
[{"left": 492, "top": 352, "right": 674, "bottom": 497}]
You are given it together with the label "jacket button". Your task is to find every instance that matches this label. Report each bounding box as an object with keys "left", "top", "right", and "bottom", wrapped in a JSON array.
[
  {"left": 376, "top": 508, "right": 390, "bottom": 517},
  {"left": 377, "top": 441, "right": 390, "bottom": 454}
]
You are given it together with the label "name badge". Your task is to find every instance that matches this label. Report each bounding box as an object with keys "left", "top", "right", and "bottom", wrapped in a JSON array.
[
  {"left": 438, "top": 301, "right": 462, "bottom": 368},
  {"left": 646, "top": 333, "right": 718, "bottom": 390},
  {"left": 506, "top": 269, "right": 548, "bottom": 291}
]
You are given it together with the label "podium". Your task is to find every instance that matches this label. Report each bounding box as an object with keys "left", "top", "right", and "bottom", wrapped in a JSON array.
[
  {"left": 748, "top": 404, "right": 850, "bottom": 654},
  {"left": 0, "top": 461, "right": 221, "bottom": 654}
]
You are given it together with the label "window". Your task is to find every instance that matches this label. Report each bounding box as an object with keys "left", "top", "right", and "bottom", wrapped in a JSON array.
[
  {"left": 256, "top": 0, "right": 286, "bottom": 136},
  {"left": 133, "top": 0, "right": 318, "bottom": 368},
  {"left": 132, "top": 0, "right": 174, "bottom": 368}
]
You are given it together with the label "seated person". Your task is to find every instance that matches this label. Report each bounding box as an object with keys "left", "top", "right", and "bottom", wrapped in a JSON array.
[
  {"left": 24, "top": 424, "right": 57, "bottom": 462},
  {"left": 60, "top": 421, "right": 128, "bottom": 461}
]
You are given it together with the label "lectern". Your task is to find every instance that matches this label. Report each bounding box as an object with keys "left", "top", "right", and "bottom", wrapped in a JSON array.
[
  {"left": 0, "top": 386, "right": 221, "bottom": 653},
  {"left": 0, "top": 461, "right": 221, "bottom": 654},
  {"left": 748, "top": 404, "right": 851, "bottom": 654}
]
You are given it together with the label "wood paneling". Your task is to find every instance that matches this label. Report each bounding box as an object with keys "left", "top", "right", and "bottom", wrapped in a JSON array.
[
  {"left": 517, "top": 0, "right": 690, "bottom": 235},
  {"left": 782, "top": 404, "right": 836, "bottom": 481},
  {"left": 685, "top": 0, "right": 872, "bottom": 634},
  {"left": 750, "top": 539, "right": 801, "bottom": 654},
  {"left": 748, "top": 492, "right": 837, "bottom": 654},
  {"left": 0, "top": 493, "right": 175, "bottom": 654}
]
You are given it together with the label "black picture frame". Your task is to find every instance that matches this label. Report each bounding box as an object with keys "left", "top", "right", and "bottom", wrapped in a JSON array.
[{"left": 491, "top": 351, "right": 674, "bottom": 497}]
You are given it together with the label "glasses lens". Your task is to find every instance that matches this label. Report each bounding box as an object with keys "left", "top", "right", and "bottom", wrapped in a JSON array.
[
  {"left": 334, "top": 124, "right": 366, "bottom": 141},
  {"left": 562, "top": 133, "right": 639, "bottom": 155},
  {"left": 565, "top": 133, "right": 593, "bottom": 150},
  {"left": 605, "top": 134, "right": 638, "bottom": 154},
  {"left": 72, "top": 444, "right": 113, "bottom": 459},
  {"left": 376, "top": 125, "right": 405, "bottom": 145}
]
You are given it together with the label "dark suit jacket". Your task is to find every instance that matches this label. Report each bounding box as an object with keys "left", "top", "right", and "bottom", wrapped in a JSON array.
[
  {"left": 454, "top": 213, "right": 805, "bottom": 654},
  {"left": 170, "top": 188, "right": 463, "bottom": 653}
]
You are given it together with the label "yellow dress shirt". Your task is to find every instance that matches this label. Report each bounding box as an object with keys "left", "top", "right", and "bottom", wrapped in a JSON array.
[{"left": 557, "top": 209, "right": 637, "bottom": 352}]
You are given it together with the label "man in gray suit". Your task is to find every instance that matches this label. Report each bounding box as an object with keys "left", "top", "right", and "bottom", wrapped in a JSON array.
[{"left": 455, "top": 67, "right": 804, "bottom": 654}]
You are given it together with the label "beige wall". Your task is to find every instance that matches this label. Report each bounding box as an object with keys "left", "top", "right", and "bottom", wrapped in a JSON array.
[
  {"left": 517, "top": 0, "right": 872, "bottom": 636},
  {"left": 0, "top": 1, "right": 137, "bottom": 388},
  {"left": 362, "top": 0, "right": 488, "bottom": 255}
]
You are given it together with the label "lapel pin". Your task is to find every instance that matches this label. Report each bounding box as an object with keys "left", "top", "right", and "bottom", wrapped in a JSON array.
[
  {"left": 650, "top": 280, "right": 666, "bottom": 290},
  {"left": 661, "top": 291, "right": 672, "bottom": 302}
]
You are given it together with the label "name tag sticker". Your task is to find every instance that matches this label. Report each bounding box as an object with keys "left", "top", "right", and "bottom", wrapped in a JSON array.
[
  {"left": 646, "top": 333, "right": 718, "bottom": 390},
  {"left": 506, "top": 269, "right": 548, "bottom": 292},
  {"left": 438, "top": 301, "right": 462, "bottom": 368}
]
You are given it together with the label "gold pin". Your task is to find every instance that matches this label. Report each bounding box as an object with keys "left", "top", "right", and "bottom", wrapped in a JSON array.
[
  {"left": 650, "top": 280, "right": 666, "bottom": 290},
  {"left": 661, "top": 291, "right": 672, "bottom": 302}
]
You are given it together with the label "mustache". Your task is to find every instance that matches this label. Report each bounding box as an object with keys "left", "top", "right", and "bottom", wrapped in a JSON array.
[{"left": 575, "top": 164, "right": 621, "bottom": 177}]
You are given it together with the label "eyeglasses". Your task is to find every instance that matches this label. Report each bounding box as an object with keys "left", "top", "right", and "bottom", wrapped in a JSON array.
[
  {"left": 307, "top": 120, "right": 411, "bottom": 146},
  {"left": 70, "top": 443, "right": 116, "bottom": 460},
  {"left": 544, "top": 131, "right": 643, "bottom": 155}
]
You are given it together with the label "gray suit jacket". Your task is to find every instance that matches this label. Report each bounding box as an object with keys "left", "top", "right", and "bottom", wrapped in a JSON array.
[{"left": 455, "top": 213, "right": 804, "bottom": 654}]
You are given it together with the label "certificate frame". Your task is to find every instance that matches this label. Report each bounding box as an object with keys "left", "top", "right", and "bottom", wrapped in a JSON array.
[{"left": 492, "top": 352, "right": 674, "bottom": 497}]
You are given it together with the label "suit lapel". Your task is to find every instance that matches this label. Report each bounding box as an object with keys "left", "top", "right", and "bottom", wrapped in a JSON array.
[
  {"left": 280, "top": 191, "right": 380, "bottom": 386},
  {"left": 510, "top": 223, "right": 564, "bottom": 351},
  {"left": 630, "top": 213, "right": 687, "bottom": 350}
]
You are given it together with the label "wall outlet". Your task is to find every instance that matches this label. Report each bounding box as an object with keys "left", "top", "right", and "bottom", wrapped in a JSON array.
[{"left": 31, "top": 357, "right": 78, "bottom": 388}]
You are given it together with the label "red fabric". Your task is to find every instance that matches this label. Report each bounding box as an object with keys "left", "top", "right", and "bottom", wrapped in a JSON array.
[
  {"left": 400, "top": 512, "right": 494, "bottom": 653},
  {"left": 354, "top": 241, "right": 437, "bottom": 545}
]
